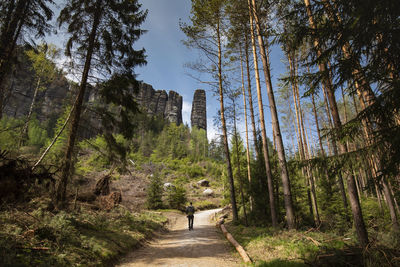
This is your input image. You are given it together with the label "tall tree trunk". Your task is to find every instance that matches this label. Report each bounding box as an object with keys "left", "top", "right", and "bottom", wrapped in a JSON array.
[
  {"left": 0, "top": 0, "right": 30, "bottom": 118},
  {"left": 216, "top": 17, "right": 238, "bottom": 221},
  {"left": 244, "top": 32, "right": 259, "bottom": 160},
  {"left": 288, "top": 53, "right": 314, "bottom": 219},
  {"left": 321, "top": 85, "right": 333, "bottom": 156},
  {"left": 56, "top": 1, "right": 102, "bottom": 207},
  {"left": 289, "top": 55, "right": 320, "bottom": 226},
  {"left": 250, "top": 0, "right": 295, "bottom": 229},
  {"left": 248, "top": 0, "right": 277, "bottom": 227},
  {"left": 323, "top": 0, "right": 399, "bottom": 231},
  {"left": 20, "top": 77, "right": 41, "bottom": 146},
  {"left": 311, "top": 93, "right": 325, "bottom": 156},
  {"left": 233, "top": 97, "right": 249, "bottom": 226},
  {"left": 303, "top": 0, "right": 369, "bottom": 247},
  {"left": 311, "top": 92, "right": 333, "bottom": 196},
  {"left": 240, "top": 45, "right": 254, "bottom": 212},
  {"left": 297, "top": 90, "right": 320, "bottom": 226},
  {"left": 321, "top": 84, "right": 348, "bottom": 211}
]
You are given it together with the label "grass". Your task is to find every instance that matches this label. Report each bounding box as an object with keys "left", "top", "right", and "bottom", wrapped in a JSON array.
[
  {"left": 225, "top": 222, "right": 400, "bottom": 267},
  {"left": 0, "top": 199, "right": 167, "bottom": 267},
  {"left": 193, "top": 199, "right": 220, "bottom": 210}
]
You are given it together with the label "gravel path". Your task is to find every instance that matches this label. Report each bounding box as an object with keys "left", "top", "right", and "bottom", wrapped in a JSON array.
[{"left": 117, "top": 209, "right": 239, "bottom": 267}]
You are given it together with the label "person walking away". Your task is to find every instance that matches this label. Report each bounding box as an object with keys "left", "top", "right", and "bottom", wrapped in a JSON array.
[{"left": 186, "top": 202, "right": 195, "bottom": 230}]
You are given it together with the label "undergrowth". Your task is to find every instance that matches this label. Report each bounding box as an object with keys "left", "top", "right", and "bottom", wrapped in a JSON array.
[
  {"left": 0, "top": 199, "right": 167, "bottom": 266},
  {"left": 225, "top": 223, "right": 400, "bottom": 267}
]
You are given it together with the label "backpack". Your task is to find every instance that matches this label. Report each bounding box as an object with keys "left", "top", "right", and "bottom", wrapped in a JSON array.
[{"left": 186, "top": 205, "right": 194, "bottom": 216}]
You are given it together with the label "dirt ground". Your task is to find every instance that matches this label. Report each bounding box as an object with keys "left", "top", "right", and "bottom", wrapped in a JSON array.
[{"left": 116, "top": 209, "right": 239, "bottom": 267}]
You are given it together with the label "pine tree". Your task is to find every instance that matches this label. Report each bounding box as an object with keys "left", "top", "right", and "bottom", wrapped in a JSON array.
[
  {"left": 249, "top": 0, "right": 296, "bottom": 229},
  {"left": 181, "top": 0, "right": 239, "bottom": 221},
  {"left": 55, "top": 0, "right": 147, "bottom": 207},
  {"left": 0, "top": 0, "right": 54, "bottom": 118}
]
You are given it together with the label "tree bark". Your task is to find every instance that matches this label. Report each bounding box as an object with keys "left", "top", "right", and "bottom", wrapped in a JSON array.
[
  {"left": 288, "top": 53, "right": 313, "bottom": 219},
  {"left": 216, "top": 17, "right": 238, "bottom": 221},
  {"left": 233, "top": 96, "right": 249, "bottom": 226},
  {"left": 244, "top": 32, "right": 259, "bottom": 160},
  {"left": 323, "top": 0, "right": 399, "bottom": 231},
  {"left": 303, "top": 0, "right": 369, "bottom": 247},
  {"left": 311, "top": 93, "right": 326, "bottom": 156},
  {"left": 240, "top": 45, "right": 254, "bottom": 212},
  {"left": 20, "top": 77, "right": 41, "bottom": 146},
  {"left": 248, "top": 0, "right": 277, "bottom": 227},
  {"left": 56, "top": 0, "right": 102, "bottom": 207},
  {"left": 0, "top": 0, "right": 30, "bottom": 118},
  {"left": 250, "top": 0, "right": 295, "bottom": 229}
]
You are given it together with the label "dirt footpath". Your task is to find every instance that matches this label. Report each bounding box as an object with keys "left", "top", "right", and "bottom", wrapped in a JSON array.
[{"left": 117, "top": 209, "right": 239, "bottom": 267}]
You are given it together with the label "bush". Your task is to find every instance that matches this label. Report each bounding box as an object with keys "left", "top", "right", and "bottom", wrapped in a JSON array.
[
  {"left": 167, "top": 186, "right": 187, "bottom": 210},
  {"left": 146, "top": 173, "right": 163, "bottom": 209},
  {"left": 0, "top": 116, "right": 23, "bottom": 150},
  {"left": 186, "top": 164, "right": 203, "bottom": 178},
  {"left": 27, "top": 116, "right": 48, "bottom": 147}
]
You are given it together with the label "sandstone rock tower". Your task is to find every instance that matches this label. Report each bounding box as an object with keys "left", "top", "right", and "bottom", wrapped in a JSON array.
[
  {"left": 190, "top": 89, "right": 207, "bottom": 132},
  {"left": 136, "top": 82, "right": 183, "bottom": 124}
]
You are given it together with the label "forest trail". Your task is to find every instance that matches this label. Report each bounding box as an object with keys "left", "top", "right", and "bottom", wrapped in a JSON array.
[{"left": 117, "top": 209, "right": 239, "bottom": 267}]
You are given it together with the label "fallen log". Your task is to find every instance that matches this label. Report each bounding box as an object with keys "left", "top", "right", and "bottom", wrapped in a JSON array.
[{"left": 219, "top": 223, "right": 252, "bottom": 263}]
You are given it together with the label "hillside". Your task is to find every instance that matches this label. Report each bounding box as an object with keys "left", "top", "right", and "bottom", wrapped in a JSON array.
[{"left": 0, "top": 109, "right": 225, "bottom": 266}]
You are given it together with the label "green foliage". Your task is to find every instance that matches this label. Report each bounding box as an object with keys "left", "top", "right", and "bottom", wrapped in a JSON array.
[
  {"left": 146, "top": 173, "right": 163, "bottom": 210},
  {"left": 153, "top": 123, "right": 190, "bottom": 159},
  {"left": 189, "top": 127, "right": 208, "bottom": 161},
  {"left": 77, "top": 134, "right": 130, "bottom": 175},
  {"left": 44, "top": 105, "right": 71, "bottom": 165},
  {"left": 27, "top": 116, "right": 48, "bottom": 147},
  {"left": 0, "top": 205, "right": 167, "bottom": 266},
  {"left": 25, "top": 43, "right": 60, "bottom": 88},
  {"left": 0, "top": 116, "right": 23, "bottom": 150},
  {"left": 0, "top": 0, "right": 54, "bottom": 94},
  {"left": 186, "top": 164, "right": 203, "bottom": 178},
  {"left": 167, "top": 186, "right": 187, "bottom": 210},
  {"left": 193, "top": 199, "right": 219, "bottom": 210}
]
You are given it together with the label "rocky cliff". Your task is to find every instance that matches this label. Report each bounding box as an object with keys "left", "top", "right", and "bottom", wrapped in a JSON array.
[
  {"left": 2, "top": 51, "right": 184, "bottom": 132},
  {"left": 136, "top": 83, "right": 183, "bottom": 125},
  {"left": 191, "top": 89, "right": 207, "bottom": 132},
  {"left": 3, "top": 63, "right": 71, "bottom": 123}
]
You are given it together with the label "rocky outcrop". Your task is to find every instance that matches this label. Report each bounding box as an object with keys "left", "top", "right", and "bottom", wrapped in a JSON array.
[
  {"left": 3, "top": 67, "right": 70, "bottom": 121},
  {"left": 136, "top": 82, "right": 182, "bottom": 124},
  {"left": 191, "top": 89, "right": 207, "bottom": 131},
  {"left": 2, "top": 51, "right": 183, "bottom": 131}
]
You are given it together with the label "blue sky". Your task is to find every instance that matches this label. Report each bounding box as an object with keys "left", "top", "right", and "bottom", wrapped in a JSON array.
[
  {"left": 134, "top": 0, "right": 195, "bottom": 132},
  {"left": 135, "top": 0, "right": 288, "bottom": 142},
  {"left": 47, "top": 0, "right": 291, "bottom": 144}
]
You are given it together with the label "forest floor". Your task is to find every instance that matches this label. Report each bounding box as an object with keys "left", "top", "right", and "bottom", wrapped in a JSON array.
[{"left": 117, "top": 209, "right": 239, "bottom": 267}]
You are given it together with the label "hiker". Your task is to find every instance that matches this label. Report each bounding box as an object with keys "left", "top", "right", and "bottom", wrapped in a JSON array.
[{"left": 186, "top": 202, "right": 195, "bottom": 230}]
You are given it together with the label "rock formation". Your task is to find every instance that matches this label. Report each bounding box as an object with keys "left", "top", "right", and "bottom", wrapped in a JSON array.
[
  {"left": 3, "top": 68, "right": 70, "bottom": 121},
  {"left": 191, "top": 89, "right": 207, "bottom": 131},
  {"left": 136, "top": 82, "right": 183, "bottom": 125},
  {"left": 2, "top": 52, "right": 183, "bottom": 132}
]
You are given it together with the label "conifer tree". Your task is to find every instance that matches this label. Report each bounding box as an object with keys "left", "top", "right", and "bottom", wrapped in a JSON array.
[
  {"left": 55, "top": 0, "right": 147, "bottom": 207},
  {"left": 181, "top": 0, "right": 239, "bottom": 221},
  {"left": 250, "top": 0, "right": 296, "bottom": 229},
  {"left": 0, "top": 0, "right": 54, "bottom": 118}
]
